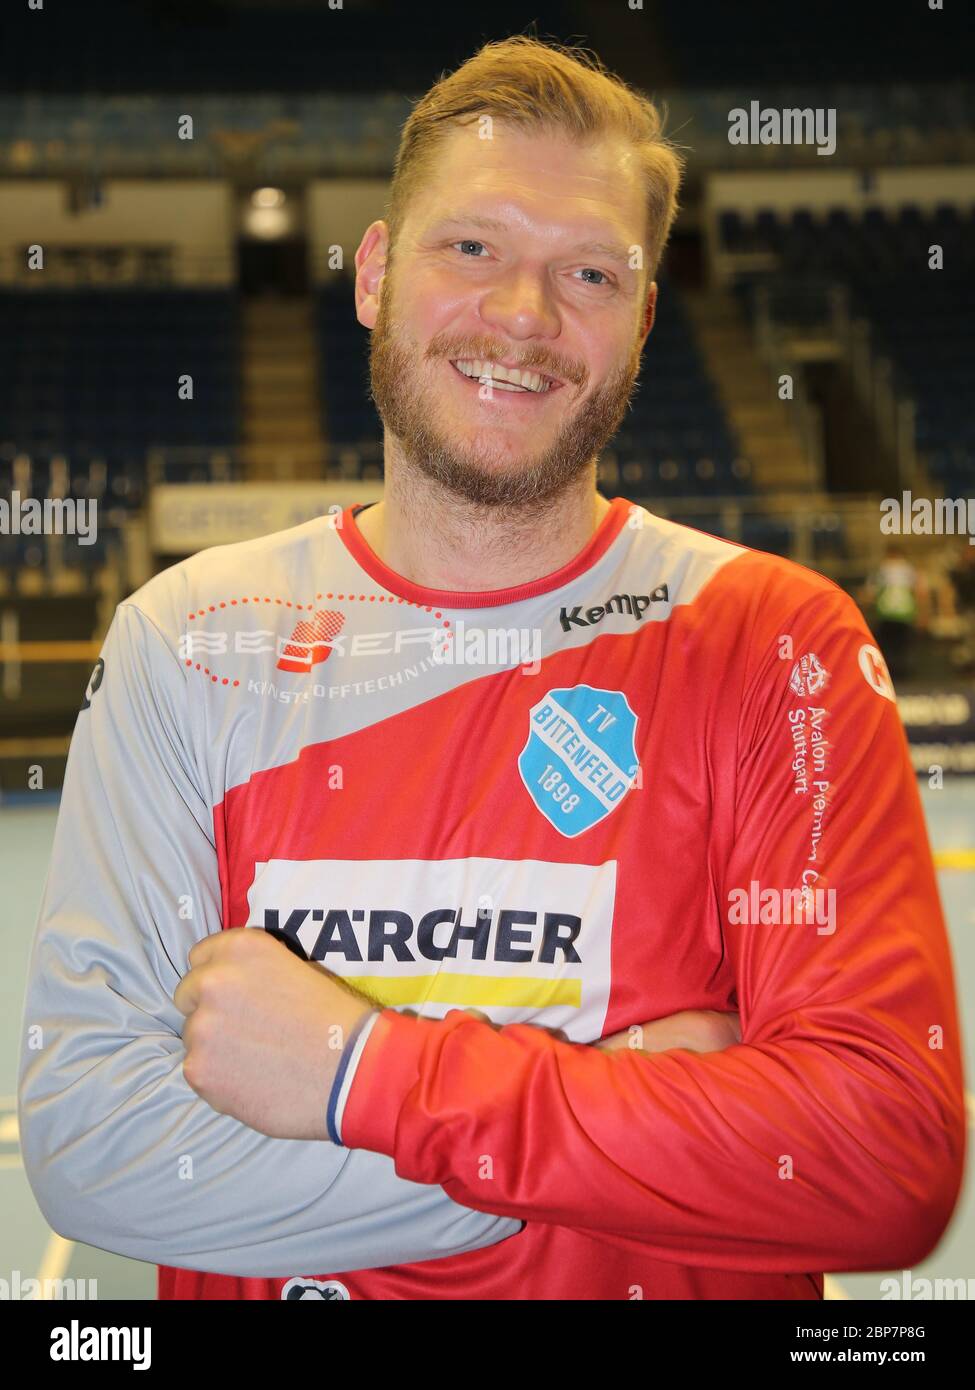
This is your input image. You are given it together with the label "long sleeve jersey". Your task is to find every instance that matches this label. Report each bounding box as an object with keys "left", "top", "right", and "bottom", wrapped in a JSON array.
[{"left": 18, "top": 495, "right": 965, "bottom": 1300}]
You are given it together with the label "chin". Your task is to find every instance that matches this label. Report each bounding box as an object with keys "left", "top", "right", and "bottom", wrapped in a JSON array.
[
  {"left": 461, "top": 450, "right": 539, "bottom": 478},
  {"left": 461, "top": 427, "right": 548, "bottom": 462}
]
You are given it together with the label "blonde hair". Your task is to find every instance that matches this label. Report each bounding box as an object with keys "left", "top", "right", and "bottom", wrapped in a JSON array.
[{"left": 386, "top": 35, "right": 685, "bottom": 282}]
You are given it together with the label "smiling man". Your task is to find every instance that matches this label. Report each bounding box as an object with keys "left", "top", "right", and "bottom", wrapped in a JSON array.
[
  {"left": 19, "top": 37, "right": 964, "bottom": 1302},
  {"left": 358, "top": 71, "right": 660, "bottom": 579}
]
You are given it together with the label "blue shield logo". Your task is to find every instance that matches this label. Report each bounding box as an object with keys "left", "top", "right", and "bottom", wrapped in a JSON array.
[{"left": 518, "top": 685, "right": 640, "bottom": 837}]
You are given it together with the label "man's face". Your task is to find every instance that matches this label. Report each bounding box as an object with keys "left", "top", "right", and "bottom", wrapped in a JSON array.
[{"left": 359, "top": 120, "right": 656, "bottom": 508}]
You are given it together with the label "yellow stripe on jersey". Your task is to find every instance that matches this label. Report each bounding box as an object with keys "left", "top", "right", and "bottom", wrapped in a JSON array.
[{"left": 342, "top": 973, "right": 582, "bottom": 1009}]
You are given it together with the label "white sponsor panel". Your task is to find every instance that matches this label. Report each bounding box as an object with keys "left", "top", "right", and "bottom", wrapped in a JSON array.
[{"left": 246, "top": 856, "right": 617, "bottom": 1043}]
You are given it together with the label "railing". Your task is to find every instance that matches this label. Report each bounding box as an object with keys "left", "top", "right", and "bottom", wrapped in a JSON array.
[
  {"left": 0, "top": 247, "right": 235, "bottom": 288},
  {"left": 0, "top": 474, "right": 937, "bottom": 613},
  {"left": 751, "top": 277, "right": 921, "bottom": 493},
  {"left": 645, "top": 491, "right": 885, "bottom": 583},
  {"left": 830, "top": 285, "right": 921, "bottom": 492},
  {"left": 750, "top": 282, "right": 825, "bottom": 490},
  {"left": 2, "top": 85, "right": 973, "bottom": 178},
  {"left": 146, "top": 440, "right": 384, "bottom": 483}
]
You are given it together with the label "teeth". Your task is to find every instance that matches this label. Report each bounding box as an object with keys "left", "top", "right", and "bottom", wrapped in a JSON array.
[{"left": 453, "top": 359, "right": 552, "bottom": 393}]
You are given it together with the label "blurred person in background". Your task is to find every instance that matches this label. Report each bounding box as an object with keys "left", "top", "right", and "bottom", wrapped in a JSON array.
[
  {"left": 945, "top": 537, "right": 975, "bottom": 672},
  {"left": 861, "top": 542, "right": 929, "bottom": 682}
]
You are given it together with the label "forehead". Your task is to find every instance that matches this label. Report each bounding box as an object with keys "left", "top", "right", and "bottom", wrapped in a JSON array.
[{"left": 412, "top": 119, "right": 646, "bottom": 244}]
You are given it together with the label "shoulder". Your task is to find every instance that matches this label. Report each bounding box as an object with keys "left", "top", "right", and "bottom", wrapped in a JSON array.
[
  {"left": 633, "top": 510, "right": 857, "bottom": 630},
  {"left": 117, "top": 513, "right": 340, "bottom": 645}
]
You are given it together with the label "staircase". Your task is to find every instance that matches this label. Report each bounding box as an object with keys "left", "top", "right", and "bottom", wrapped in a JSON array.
[
  {"left": 683, "top": 289, "right": 816, "bottom": 492},
  {"left": 239, "top": 295, "right": 325, "bottom": 479}
]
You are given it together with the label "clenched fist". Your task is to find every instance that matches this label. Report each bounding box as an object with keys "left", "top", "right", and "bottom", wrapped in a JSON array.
[{"left": 174, "top": 927, "right": 374, "bottom": 1140}]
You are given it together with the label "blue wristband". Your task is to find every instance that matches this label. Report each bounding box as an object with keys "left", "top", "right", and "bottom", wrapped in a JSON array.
[{"left": 325, "top": 1007, "right": 380, "bottom": 1145}]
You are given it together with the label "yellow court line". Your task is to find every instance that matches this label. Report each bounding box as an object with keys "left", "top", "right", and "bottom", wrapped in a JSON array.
[
  {"left": 0, "top": 641, "right": 100, "bottom": 663},
  {"left": 37, "top": 1233, "right": 74, "bottom": 1297},
  {"left": 934, "top": 850, "right": 975, "bottom": 870},
  {"left": 0, "top": 736, "right": 71, "bottom": 756},
  {"left": 0, "top": 1154, "right": 22, "bottom": 1170}
]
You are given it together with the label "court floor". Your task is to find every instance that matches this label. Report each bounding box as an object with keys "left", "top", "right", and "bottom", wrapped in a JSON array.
[{"left": 1, "top": 781, "right": 972, "bottom": 1300}]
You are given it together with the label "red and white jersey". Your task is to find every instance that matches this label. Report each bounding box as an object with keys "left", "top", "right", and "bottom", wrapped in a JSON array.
[{"left": 20, "top": 496, "right": 966, "bottom": 1300}]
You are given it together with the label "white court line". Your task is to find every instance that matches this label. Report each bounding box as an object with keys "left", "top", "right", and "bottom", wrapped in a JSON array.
[
  {"left": 17, "top": 1017, "right": 69, "bottom": 1292},
  {"left": 37, "top": 1232, "right": 74, "bottom": 1297}
]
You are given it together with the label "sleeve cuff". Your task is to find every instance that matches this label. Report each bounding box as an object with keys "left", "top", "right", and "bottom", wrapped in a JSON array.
[
  {"left": 326, "top": 1008, "right": 381, "bottom": 1145},
  {"left": 337, "top": 1008, "right": 439, "bottom": 1156}
]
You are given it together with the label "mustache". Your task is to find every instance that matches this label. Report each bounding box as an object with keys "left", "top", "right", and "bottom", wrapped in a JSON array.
[{"left": 427, "top": 337, "right": 586, "bottom": 388}]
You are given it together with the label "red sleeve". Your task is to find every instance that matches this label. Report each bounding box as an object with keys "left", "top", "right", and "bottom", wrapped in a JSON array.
[{"left": 340, "top": 581, "right": 966, "bottom": 1273}]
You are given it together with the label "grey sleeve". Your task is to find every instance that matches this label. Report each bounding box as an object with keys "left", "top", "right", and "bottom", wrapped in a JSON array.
[{"left": 17, "top": 601, "right": 520, "bottom": 1278}]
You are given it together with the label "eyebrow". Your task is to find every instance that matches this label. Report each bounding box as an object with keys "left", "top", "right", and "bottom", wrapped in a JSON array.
[{"left": 430, "top": 215, "right": 634, "bottom": 268}]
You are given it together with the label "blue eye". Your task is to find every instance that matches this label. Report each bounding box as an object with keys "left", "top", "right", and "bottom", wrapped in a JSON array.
[
  {"left": 454, "top": 240, "right": 488, "bottom": 257},
  {"left": 577, "top": 267, "right": 610, "bottom": 285}
]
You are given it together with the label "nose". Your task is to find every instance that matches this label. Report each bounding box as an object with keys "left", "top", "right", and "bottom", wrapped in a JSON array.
[{"left": 478, "top": 265, "right": 560, "bottom": 343}]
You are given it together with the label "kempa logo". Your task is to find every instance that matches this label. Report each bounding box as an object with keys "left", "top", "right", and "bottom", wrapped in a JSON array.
[
  {"left": 728, "top": 101, "right": 836, "bottom": 156},
  {"left": 559, "top": 586, "right": 669, "bottom": 631},
  {"left": 0, "top": 490, "right": 98, "bottom": 545},
  {"left": 880, "top": 491, "right": 975, "bottom": 545}
]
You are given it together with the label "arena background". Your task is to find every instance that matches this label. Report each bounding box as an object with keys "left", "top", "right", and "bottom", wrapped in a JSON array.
[{"left": 0, "top": 0, "right": 971, "bottom": 1301}]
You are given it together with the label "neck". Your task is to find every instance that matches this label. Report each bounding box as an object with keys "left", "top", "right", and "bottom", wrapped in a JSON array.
[{"left": 354, "top": 451, "right": 611, "bottom": 593}]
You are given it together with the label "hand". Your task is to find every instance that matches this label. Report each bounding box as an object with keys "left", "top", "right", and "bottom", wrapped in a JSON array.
[
  {"left": 174, "top": 927, "right": 374, "bottom": 1140},
  {"left": 596, "top": 1009, "right": 741, "bottom": 1055}
]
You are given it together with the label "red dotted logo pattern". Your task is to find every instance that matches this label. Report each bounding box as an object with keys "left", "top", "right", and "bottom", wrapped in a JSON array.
[{"left": 183, "top": 592, "right": 452, "bottom": 690}]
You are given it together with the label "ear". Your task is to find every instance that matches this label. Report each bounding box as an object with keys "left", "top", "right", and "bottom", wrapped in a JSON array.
[
  {"left": 641, "top": 280, "right": 658, "bottom": 344},
  {"left": 354, "top": 220, "right": 389, "bottom": 329}
]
